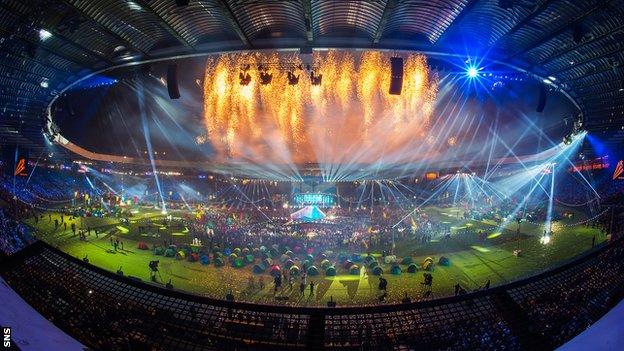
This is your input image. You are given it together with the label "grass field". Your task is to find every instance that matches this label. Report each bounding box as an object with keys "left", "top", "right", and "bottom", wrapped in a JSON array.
[{"left": 26, "top": 205, "right": 605, "bottom": 306}]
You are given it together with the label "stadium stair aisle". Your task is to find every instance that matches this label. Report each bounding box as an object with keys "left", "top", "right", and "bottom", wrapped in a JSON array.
[
  {"left": 557, "top": 298, "right": 624, "bottom": 351},
  {"left": 0, "top": 276, "right": 84, "bottom": 350},
  {"left": 492, "top": 291, "right": 548, "bottom": 350}
]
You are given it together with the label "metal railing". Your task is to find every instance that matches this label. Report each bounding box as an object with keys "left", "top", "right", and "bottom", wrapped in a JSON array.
[{"left": 1, "top": 237, "right": 623, "bottom": 350}]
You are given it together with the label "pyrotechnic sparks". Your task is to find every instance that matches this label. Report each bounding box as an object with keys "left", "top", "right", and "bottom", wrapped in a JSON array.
[{"left": 202, "top": 50, "right": 439, "bottom": 165}]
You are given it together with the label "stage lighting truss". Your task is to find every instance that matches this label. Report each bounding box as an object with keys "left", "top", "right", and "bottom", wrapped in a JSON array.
[
  {"left": 563, "top": 116, "right": 585, "bottom": 145},
  {"left": 573, "top": 115, "right": 583, "bottom": 132},
  {"left": 235, "top": 62, "right": 321, "bottom": 86}
]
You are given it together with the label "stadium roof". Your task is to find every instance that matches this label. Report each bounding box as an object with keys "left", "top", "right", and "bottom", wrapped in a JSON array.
[{"left": 1, "top": 0, "right": 624, "bottom": 151}]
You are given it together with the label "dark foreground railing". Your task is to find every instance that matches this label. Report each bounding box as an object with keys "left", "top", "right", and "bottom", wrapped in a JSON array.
[{"left": 1, "top": 238, "right": 623, "bottom": 350}]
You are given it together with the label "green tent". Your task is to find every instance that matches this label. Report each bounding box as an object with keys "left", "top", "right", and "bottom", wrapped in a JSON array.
[
  {"left": 401, "top": 257, "right": 414, "bottom": 265},
  {"left": 307, "top": 265, "right": 319, "bottom": 276},
  {"left": 289, "top": 266, "right": 300, "bottom": 276},
  {"left": 325, "top": 266, "right": 336, "bottom": 276},
  {"left": 164, "top": 248, "right": 175, "bottom": 257}
]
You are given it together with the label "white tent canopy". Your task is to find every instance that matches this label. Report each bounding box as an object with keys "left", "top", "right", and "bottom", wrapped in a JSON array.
[{"left": 290, "top": 205, "right": 326, "bottom": 221}]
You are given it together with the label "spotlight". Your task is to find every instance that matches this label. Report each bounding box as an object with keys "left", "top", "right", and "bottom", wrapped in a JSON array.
[
  {"left": 239, "top": 72, "right": 251, "bottom": 86},
  {"left": 540, "top": 234, "right": 551, "bottom": 245},
  {"left": 467, "top": 67, "right": 478, "bottom": 78},
  {"left": 310, "top": 71, "right": 322, "bottom": 86},
  {"left": 239, "top": 64, "right": 251, "bottom": 85},
  {"left": 38, "top": 29, "right": 52, "bottom": 41},
  {"left": 287, "top": 71, "right": 299, "bottom": 85},
  {"left": 40, "top": 79, "right": 49, "bottom": 88},
  {"left": 259, "top": 71, "right": 273, "bottom": 85},
  {"left": 563, "top": 116, "right": 585, "bottom": 143},
  {"left": 619, "top": 80, "right": 624, "bottom": 92},
  {"left": 127, "top": 1, "right": 143, "bottom": 11}
]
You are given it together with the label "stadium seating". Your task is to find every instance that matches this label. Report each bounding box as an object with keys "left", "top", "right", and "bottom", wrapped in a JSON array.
[{"left": 1, "top": 238, "right": 622, "bottom": 350}]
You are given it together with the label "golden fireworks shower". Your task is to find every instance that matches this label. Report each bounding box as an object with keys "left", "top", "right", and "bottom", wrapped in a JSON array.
[{"left": 202, "top": 50, "right": 439, "bottom": 165}]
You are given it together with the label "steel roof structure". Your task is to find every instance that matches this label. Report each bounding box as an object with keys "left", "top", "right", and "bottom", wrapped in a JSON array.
[{"left": 1, "top": 0, "right": 623, "bottom": 151}]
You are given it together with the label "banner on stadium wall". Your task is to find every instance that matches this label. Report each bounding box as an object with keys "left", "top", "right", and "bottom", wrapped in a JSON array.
[
  {"left": 568, "top": 156, "right": 609, "bottom": 173},
  {"left": 613, "top": 160, "right": 624, "bottom": 180},
  {"left": 425, "top": 172, "right": 438, "bottom": 181},
  {"left": 14, "top": 158, "right": 27, "bottom": 176},
  {"left": 2, "top": 145, "right": 28, "bottom": 177},
  {"left": 585, "top": 133, "right": 624, "bottom": 181}
]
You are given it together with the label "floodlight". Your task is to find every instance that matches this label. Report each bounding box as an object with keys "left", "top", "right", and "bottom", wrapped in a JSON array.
[{"left": 467, "top": 67, "right": 478, "bottom": 78}]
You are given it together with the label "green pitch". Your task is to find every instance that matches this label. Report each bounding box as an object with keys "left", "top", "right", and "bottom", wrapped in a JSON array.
[{"left": 26, "top": 206, "right": 605, "bottom": 306}]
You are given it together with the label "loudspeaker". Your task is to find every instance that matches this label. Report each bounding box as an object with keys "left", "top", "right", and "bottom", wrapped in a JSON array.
[
  {"left": 536, "top": 85, "right": 547, "bottom": 113},
  {"left": 167, "top": 64, "right": 180, "bottom": 99},
  {"left": 389, "top": 57, "right": 404, "bottom": 95}
]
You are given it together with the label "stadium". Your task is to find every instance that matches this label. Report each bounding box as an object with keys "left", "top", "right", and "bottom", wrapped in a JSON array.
[{"left": 0, "top": 1, "right": 623, "bottom": 350}]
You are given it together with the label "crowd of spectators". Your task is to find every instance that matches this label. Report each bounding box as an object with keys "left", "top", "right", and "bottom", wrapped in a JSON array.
[
  {"left": 1, "top": 164, "right": 622, "bottom": 259},
  {"left": 1, "top": 161, "right": 623, "bottom": 349},
  {"left": 0, "top": 207, "right": 34, "bottom": 256},
  {"left": 3, "top": 231, "right": 624, "bottom": 350},
  {"left": 0, "top": 170, "right": 83, "bottom": 206},
  {"left": 514, "top": 240, "right": 624, "bottom": 348}
]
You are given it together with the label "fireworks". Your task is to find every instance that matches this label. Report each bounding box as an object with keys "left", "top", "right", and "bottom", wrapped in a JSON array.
[{"left": 203, "top": 50, "right": 438, "bottom": 165}]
